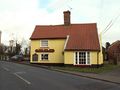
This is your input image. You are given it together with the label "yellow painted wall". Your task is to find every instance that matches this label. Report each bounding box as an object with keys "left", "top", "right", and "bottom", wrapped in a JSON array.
[
  {"left": 64, "top": 51, "right": 74, "bottom": 64},
  {"left": 30, "top": 39, "right": 65, "bottom": 63},
  {"left": 98, "top": 50, "right": 103, "bottom": 64},
  {"left": 90, "top": 52, "right": 99, "bottom": 64},
  {"left": 30, "top": 40, "right": 40, "bottom": 62},
  {"left": 30, "top": 39, "right": 103, "bottom": 65}
]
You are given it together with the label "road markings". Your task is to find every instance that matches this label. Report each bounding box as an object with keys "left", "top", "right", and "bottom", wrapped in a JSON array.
[
  {"left": 14, "top": 73, "right": 31, "bottom": 85},
  {"left": 15, "top": 71, "right": 26, "bottom": 74},
  {"left": 2, "top": 67, "right": 9, "bottom": 71}
]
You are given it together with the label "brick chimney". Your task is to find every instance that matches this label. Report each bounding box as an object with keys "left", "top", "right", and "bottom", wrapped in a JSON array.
[{"left": 63, "top": 10, "right": 71, "bottom": 25}]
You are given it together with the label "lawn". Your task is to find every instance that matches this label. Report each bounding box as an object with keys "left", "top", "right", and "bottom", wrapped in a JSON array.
[{"left": 52, "top": 64, "right": 120, "bottom": 74}]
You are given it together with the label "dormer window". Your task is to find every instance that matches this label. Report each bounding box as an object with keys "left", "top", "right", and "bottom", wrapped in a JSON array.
[{"left": 41, "top": 40, "right": 48, "bottom": 47}]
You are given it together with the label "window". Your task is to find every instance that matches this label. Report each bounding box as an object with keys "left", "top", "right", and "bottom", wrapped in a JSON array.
[
  {"left": 41, "top": 54, "right": 48, "bottom": 60},
  {"left": 41, "top": 40, "right": 48, "bottom": 47},
  {"left": 75, "top": 52, "right": 90, "bottom": 65}
]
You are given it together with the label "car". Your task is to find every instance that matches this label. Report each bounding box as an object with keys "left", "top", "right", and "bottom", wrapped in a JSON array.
[{"left": 10, "top": 55, "right": 24, "bottom": 61}]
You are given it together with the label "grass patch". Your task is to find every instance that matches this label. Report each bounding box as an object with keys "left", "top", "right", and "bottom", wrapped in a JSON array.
[{"left": 52, "top": 64, "right": 120, "bottom": 74}]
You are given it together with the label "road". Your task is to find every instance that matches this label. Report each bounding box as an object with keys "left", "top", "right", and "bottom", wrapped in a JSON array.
[{"left": 0, "top": 61, "right": 120, "bottom": 90}]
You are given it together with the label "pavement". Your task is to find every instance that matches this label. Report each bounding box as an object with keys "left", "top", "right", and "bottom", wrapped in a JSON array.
[{"left": 14, "top": 61, "right": 120, "bottom": 85}]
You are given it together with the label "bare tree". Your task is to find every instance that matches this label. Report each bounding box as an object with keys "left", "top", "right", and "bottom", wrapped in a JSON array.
[
  {"left": 105, "top": 42, "right": 110, "bottom": 61},
  {"left": 0, "top": 44, "right": 8, "bottom": 60},
  {"left": 15, "top": 42, "right": 21, "bottom": 55}
]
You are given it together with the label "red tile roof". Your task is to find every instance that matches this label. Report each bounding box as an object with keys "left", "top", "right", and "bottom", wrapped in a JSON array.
[{"left": 30, "top": 23, "right": 100, "bottom": 51}]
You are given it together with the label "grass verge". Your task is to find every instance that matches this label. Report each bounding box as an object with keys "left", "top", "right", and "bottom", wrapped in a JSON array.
[{"left": 52, "top": 64, "right": 120, "bottom": 74}]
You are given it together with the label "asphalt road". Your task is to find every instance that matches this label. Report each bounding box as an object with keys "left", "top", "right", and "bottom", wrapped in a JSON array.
[{"left": 0, "top": 61, "right": 120, "bottom": 90}]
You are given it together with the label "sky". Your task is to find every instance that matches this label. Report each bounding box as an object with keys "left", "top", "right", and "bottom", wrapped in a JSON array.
[{"left": 0, "top": 0, "right": 120, "bottom": 46}]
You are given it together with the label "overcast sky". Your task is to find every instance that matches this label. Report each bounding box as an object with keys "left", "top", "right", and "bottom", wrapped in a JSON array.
[{"left": 0, "top": 0, "right": 120, "bottom": 46}]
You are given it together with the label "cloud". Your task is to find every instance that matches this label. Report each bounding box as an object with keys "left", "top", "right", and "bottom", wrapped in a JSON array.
[{"left": 0, "top": 0, "right": 46, "bottom": 45}]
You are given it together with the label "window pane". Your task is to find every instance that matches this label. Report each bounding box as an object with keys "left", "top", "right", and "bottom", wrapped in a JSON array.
[
  {"left": 44, "top": 54, "right": 48, "bottom": 59},
  {"left": 75, "top": 52, "right": 78, "bottom": 64},
  {"left": 79, "top": 52, "right": 86, "bottom": 64},
  {"left": 41, "top": 54, "right": 44, "bottom": 60}
]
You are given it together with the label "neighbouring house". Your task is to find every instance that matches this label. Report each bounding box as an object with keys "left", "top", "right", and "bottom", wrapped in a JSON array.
[
  {"left": 107, "top": 40, "right": 120, "bottom": 64},
  {"left": 30, "top": 11, "right": 103, "bottom": 67}
]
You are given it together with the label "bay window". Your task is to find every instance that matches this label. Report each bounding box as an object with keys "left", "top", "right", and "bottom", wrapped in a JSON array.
[{"left": 75, "top": 52, "right": 90, "bottom": 65}]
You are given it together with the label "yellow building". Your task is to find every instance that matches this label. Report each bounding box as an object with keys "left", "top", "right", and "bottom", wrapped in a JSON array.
[{"left": 30, "top": 11, "right": 103, "bottom": 67}]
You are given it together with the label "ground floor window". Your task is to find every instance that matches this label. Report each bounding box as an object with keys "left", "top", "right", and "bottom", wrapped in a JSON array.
[
  {"left": 75, "top": 52, "right": 90, "bottom": 65},
  {"left": 41, "top": 54, "right": 49, "bottom": 60}
]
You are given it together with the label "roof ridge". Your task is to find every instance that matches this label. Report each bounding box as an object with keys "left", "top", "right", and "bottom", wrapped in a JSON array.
[
  {"left": 108, "top": 40, "right": 120, "bottom": 49},
  {"left": 36, "top": 24, "right": 64, "bottom": 27},
  {"left": 35, "top": 23, "right": 96, "bottom": 27}
]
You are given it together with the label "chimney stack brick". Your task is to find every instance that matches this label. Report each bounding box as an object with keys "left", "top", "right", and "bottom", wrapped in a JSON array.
[{"left": 63, "top": 10, "right": 71, "bottom": 25}]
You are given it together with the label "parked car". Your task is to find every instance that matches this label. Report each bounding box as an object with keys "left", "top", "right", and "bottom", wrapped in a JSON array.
[
  {"left": 10, "top": 55, "right": 24, "bottom": 61},
  {"left": 23, "top": 57, "right": 30, "bottom": 61}
]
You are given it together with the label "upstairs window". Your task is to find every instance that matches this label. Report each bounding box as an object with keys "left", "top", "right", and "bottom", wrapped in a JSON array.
[{"left": 41, "top": 40, "right": 48, "bottom": 47}]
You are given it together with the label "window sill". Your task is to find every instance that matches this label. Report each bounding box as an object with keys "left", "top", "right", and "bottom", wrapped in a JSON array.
[
  {"left": 40, "top": 60, "right": 49, "bottom": 61},
  {"left": 40, "top": 47, "right": 49, "bottom": 48}
]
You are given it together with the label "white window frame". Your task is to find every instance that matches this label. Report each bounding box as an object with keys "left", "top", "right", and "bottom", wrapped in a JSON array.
[
  {"left": 74, "top": 51, "right": 90, "bottom": 65},
  {"left": 41, "top": 40, "right": 48, "bottom": 47},
  {"left": 40, "top": 53, "right": 49, "bottom": 60}
]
